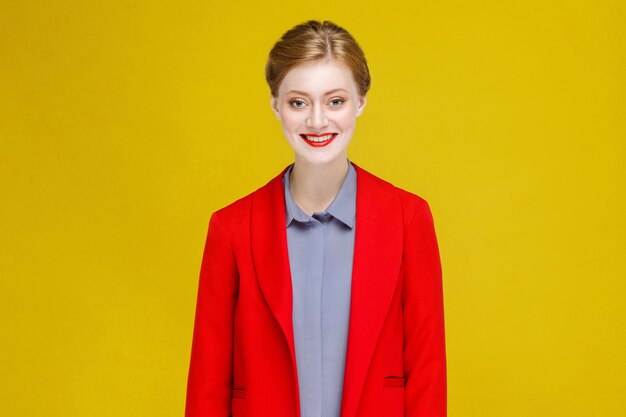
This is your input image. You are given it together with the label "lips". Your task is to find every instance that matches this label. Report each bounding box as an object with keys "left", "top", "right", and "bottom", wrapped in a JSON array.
[{"left": 299, "top": 132, "right": 338, "bottom": 147}]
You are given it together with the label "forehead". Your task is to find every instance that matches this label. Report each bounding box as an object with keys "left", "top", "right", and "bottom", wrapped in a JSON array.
[{"left": 279, "top": 59, "right": 358, "bottom": 96}]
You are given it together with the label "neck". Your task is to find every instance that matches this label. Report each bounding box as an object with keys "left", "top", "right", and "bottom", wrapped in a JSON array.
[{"left": 289, "top": 156, "right": 349, "bottom": 216}]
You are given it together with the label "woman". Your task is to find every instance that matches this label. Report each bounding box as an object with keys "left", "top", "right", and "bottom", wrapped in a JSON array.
[{"left": 186, "top": 20, "right": 447, "bottom": 417}]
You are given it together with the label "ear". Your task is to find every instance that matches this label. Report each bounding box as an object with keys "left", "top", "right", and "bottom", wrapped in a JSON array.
[
  {"left": 356, "top": 95, "right": 367, "bottom": 117},
  {"left": 270, "top": 95, "right": 280, "bottom": 120}
]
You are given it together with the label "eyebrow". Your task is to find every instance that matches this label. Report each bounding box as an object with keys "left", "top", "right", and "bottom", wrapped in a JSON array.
[{"left": 286, "top": 88, "right": 350, "bottom": 96}]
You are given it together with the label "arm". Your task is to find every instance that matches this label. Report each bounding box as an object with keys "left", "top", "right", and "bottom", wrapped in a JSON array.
[
  {"left": 402, "top": 200, "right": 447, "bottom": 417},
  {"left": 185, "top": 212, "right": 239, "bottom": 417}
]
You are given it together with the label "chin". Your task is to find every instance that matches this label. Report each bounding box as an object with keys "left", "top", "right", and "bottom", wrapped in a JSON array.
[
  {"left": 295, "top": 151, "right": 348, "bottom": 166},
  {"left": 287, "top": 136, "right": 351, "bottom": 166}
]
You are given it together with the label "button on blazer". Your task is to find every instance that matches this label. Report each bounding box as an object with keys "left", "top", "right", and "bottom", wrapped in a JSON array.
[{"left": 185, "top": 161, "right": 447, "bottom": 417}]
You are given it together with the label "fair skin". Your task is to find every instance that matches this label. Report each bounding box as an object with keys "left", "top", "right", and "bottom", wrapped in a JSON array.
[{"left": 270, "top": 58, "right": 367, "bottom": 216}]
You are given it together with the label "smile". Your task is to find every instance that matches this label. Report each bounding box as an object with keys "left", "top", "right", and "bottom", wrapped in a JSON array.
[{"left": 299, "top": 133, "right": 338, "bottom": 147}]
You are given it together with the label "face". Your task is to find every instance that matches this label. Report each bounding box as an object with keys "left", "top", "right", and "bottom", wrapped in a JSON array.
[{"left": 270, "top": 59, "right": 366, "bottom": 167}]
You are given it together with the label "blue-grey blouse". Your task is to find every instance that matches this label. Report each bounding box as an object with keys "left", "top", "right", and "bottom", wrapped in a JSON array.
[{"left": 282, "top": 159, "right": 357, "bottom": 417}]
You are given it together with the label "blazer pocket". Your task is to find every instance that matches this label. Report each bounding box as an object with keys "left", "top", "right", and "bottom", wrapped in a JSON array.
[
  {"left": 383, "top": 376, "right": 405, "bottom": 388},
  {"left": 232, "top": 387, "right": 247, "bottom": 399}
]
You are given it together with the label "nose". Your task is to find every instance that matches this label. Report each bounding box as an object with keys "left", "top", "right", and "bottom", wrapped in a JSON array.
[{"left": 306, "top": 103, "right": 328, "bottom": 129}]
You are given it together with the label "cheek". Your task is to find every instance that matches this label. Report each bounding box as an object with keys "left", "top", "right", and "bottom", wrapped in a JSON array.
[
  {"left": 335, "top": 109, "right": 357, "bottom": 129},
  {"left": 279, "top": 110, "right": 304, "bottom": 133}
]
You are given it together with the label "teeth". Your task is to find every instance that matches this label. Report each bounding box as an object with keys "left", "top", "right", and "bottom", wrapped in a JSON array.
[{"left": 305, "top": 134, "right": 334, "bottom": 142}]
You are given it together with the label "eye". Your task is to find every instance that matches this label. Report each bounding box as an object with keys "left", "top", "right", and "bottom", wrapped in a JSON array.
[
  {"left": 289, "top": 99, "right": 306, "bottom": 109},
  {"left": 329, "top": 98, "right": 345, "bottom": 107}
]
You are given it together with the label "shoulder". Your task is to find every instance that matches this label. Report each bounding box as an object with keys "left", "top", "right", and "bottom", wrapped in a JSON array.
[
  {"left": 352, "top": 161, "right": 431, "bottom": 228},
  {"left": 209, "top": 165, "right": 288, "bottom": 225}
]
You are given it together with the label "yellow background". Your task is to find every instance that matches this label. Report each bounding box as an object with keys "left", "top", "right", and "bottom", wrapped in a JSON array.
[{"left": 1, "top": 1, "right": 624, "bottom": 416}]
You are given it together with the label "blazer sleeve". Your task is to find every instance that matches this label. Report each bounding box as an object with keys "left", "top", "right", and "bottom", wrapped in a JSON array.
[
  {"left": 402, "top": 200, "right": 447, "bottom": 417},
  {"left": 185, "top": 211, "right": 239, "bottom": 417}
]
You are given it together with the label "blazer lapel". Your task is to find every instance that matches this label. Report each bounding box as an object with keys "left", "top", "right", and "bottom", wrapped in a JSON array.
[
  {"left": 250, "top": 164, "right": 299, "bottom": 398},
  {"left": 250, "top": 162, "right": 403, "bottom": 417},
  {"left": 340, "top": 162, "right": 403, "bottom": 417}
]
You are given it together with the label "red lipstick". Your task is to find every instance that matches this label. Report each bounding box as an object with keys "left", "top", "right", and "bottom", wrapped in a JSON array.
[{"left": 299, "top": 133, "right": 338, "bottom": 147}]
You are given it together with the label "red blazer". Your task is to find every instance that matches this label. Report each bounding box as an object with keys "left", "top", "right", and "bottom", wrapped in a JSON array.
[{"left": 186, "top": 161, "right": 447, "bottom": 417}]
